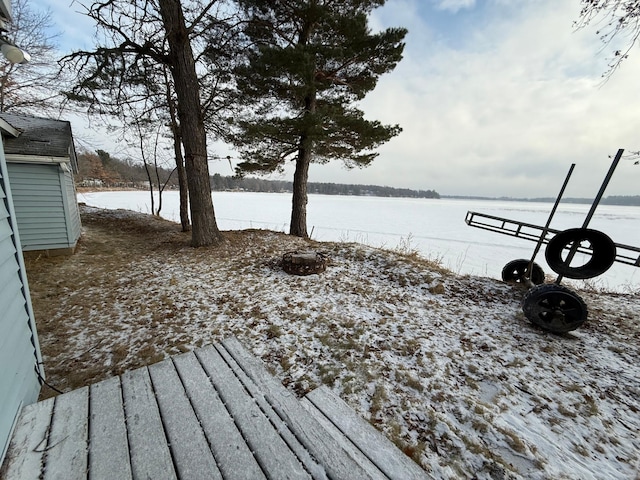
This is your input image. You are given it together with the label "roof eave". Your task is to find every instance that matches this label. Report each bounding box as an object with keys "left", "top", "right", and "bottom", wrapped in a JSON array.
[
  {"left": 5, "top": 153, "right": 72, "bottom": 165},
  {"left": 0, "top": 118, "right": 20, "bottom": 138}
]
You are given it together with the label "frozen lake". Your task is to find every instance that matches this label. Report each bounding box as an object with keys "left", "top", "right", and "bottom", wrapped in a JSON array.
[{"left": 78, "top": 190, "right": 640, "bottom": 292}]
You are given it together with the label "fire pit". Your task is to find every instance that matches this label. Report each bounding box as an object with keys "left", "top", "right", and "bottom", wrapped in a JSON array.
[{"left": 282, "top": 251, "right": 327, "bottom": 275}]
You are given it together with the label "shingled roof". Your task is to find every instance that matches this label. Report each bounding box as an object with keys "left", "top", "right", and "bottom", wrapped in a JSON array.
[{"left": 0, "top": 112, "right": 74, "bottom": 158}]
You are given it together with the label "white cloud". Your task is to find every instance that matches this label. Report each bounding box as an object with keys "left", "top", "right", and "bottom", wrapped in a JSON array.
[
  {"left": 304, "top": 0, "right": 640, "bottom": 198},
  {"left": 38, "top": 0, "right": 96, "bottom": 52},
  {"left": 432, "top": 0, "right": 477, "bottom": 13}
]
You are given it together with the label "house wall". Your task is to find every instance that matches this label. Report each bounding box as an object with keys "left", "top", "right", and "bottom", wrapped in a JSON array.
[
  {"left": 6, "top": 162, "right": 81, "bottom": 252},
  {"left": 0, "top": 141, "right": 42, "bottom": 464},
  {"left": 62, "top": 165, "right": 81, "bottom": 244}
]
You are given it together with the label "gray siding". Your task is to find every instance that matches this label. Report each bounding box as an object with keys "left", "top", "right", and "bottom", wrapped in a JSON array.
[
  {"left": 0, "top": 148, "right": 42, "bottom": 464},
  {"left": 6, "top": 162, "right": 81, "bottom": 251}
]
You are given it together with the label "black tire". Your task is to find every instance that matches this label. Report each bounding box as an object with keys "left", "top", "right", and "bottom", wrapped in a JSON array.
[
  {"left": 545, "top": 228, "right": 616, "bottom": 279},
  {"left": 522, "top": 284, "right": 588, "bottom": 333},
  {"left": 502, "top": 259, "right": 545, "bottom": 285}
]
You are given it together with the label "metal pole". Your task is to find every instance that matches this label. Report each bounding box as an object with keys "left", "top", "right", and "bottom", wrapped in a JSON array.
[
  {"left": 555, "top": 148, "right": 624, "bottom": 284},
  {"left": 581, "top": 148, "right": 624, "bottom": 229},
  {"left": 527, "top": 163, "right": 575, "bottom": 282}
]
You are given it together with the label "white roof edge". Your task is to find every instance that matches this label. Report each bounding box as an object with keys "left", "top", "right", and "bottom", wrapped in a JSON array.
[
  {"left": 5, "top": 154, "right": 70, "bottom": 164},
  {"left": 0, "top": 118, "right": 20, "bottom": 137},
  {"left": 0, "top": 0, "right": 12, "bottom": 22}
]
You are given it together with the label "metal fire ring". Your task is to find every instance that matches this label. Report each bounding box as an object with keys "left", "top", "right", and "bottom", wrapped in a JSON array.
[{"left": 282, "top": 251, "right": 327, "bottom": 275}]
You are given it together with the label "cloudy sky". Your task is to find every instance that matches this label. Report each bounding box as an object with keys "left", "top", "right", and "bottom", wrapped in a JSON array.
[{"left": 40, "top": 0, "right": 640, "bottom": 197}]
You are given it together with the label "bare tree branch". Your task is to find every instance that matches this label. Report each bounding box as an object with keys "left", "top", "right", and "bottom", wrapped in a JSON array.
[{"left": 576, "top": 0, "right": 640, "bottom": 78}]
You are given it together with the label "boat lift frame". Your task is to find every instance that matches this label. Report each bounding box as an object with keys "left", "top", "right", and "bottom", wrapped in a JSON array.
[
  {"left": 465, "top": 149, "right": 639, "bottom": 333},
  {"left": 464, "top": 212, "right": 640, "bottom": 268}
]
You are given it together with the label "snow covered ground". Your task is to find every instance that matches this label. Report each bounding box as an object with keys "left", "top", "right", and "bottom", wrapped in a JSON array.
[{"left": 26, "top": 205, "right": 640, "bottom": 479}]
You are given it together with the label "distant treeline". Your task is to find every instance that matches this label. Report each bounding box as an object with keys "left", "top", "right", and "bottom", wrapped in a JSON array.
[
  {"left": 443, "top": 195, "right": 640, "bottom": 206},
  {"left": 76, "top": 150, "right": 180, "bottom": 189},
  {"left": 76, "top": 150, "right": 440, "bottom": 199},
  {"left": 212, "top": 174, "right": 440, "bottom": 198}
]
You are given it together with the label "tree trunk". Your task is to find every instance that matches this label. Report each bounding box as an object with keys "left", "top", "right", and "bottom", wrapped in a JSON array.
[
  {"left": 290, "top": 98, "right": 315, "bottom": 238},
  {"left": 153, "top": 140, "right": 163, "bottom": 216},
  {"left": 290, "top": 143, "right": 311, "bottom": 237},
  {"left": 290, "top": 84, "right": 316, "bottom": 238},
  {"left": 157, "top": 0, "right": 221, "bottom": 246},
  {"left": 142, "top": 159, "right": 155, "bottom": 215},
  {"left": 138, "top": 122, "right": 156, "bottom": 215},
  {"left": 165, "top": 74, "right": 191, "bottom": 231},
  {"left": 164, "top": 66, "right": 190, "bottom": 231},
  {"left": 289, "top": 22, "right": 317, "bottom": 239},
  {"left": 174, "top": 137, "right": 191, "bottom": 232}
]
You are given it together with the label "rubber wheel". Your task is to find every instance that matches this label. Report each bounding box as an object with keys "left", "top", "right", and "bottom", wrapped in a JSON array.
[
  {"left": 545, "top": 228, "right": 616, "bottom": 280},
  {"left": 522, "top": 284, "right": 588, "bottom": 333},
  {"left": 502, "top": 259, "right": 545, "bottom": 285}
]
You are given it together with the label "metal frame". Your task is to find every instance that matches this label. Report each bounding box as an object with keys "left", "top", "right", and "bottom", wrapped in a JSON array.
[
  {"left": 466, "top": 148, "right": 639, "bottom": 271},
  {"left": 465, "top": 211, "right": 640, "bottom": 268}
]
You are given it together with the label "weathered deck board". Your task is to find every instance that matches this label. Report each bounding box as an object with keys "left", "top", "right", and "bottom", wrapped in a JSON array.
[
  {"left": 195, "top": 346, "right": 311, "bottom": 480},
  {"left": 300, "top": 397, "right": 388, "bottom": 480},
  {"left": 305, "top": 386, "right": 432, "bottom": 480},
  {"left": 220, "top": 337, "right": 377, "bottom": 480},
  {"left": 212, "top": 343, "right": 327, "bottom": 479},
  {"left": 0, "top": 398, "right": 53, "bottom": 479},
  {"left": 148, "top": 358, "right": 222, "bottom": 480},
  {"left": 43, "top": 386, "right": 89, "bottom": 480},
  {"left": 88, "top": 377, "right": 132, "bottom": 480},
  {"left": 2, "top": 338, "right": 432, "bottom": 480},
  {"left": 172, "top": 351, "right": 266, "bottom": 480},
  {"left": 120, "top": 367, "right": 177, "bottom": 480},
  {"left": 222, "top": 338, "right": 380, "bottom": 479}
]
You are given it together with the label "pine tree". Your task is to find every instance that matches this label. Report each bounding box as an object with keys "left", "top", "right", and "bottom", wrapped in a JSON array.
[{"left": 230, "top": 0, "right": 407, "bottom": 237}]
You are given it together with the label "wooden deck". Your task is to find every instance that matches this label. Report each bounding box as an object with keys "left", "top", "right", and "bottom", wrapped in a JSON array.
[{"left": 1, "top": 337, "right": 431, "bottom": 479}]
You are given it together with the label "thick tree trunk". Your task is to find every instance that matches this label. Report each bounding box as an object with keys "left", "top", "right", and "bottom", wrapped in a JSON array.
[
  {"left": 289, "top": 22, "right": 317, "bottom": 239},
  {"left": 290, "top": 86, "right": 316, "bottom": 238},
  {"left": 290, "top": 143, "right": 311, "bottom": 237},
  {"left": 157, "top": 0, "right": 221, "bottom": 246}
]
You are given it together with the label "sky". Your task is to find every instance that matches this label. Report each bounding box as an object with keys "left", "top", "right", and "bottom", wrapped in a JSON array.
[{"left": 37, "top": 0, "right": 640, "bottom": 198}]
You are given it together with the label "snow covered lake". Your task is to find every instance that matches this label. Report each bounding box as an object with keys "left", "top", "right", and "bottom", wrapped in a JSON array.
[{"left": 78, "top": 190, "right": 640, "bottom": 292}]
